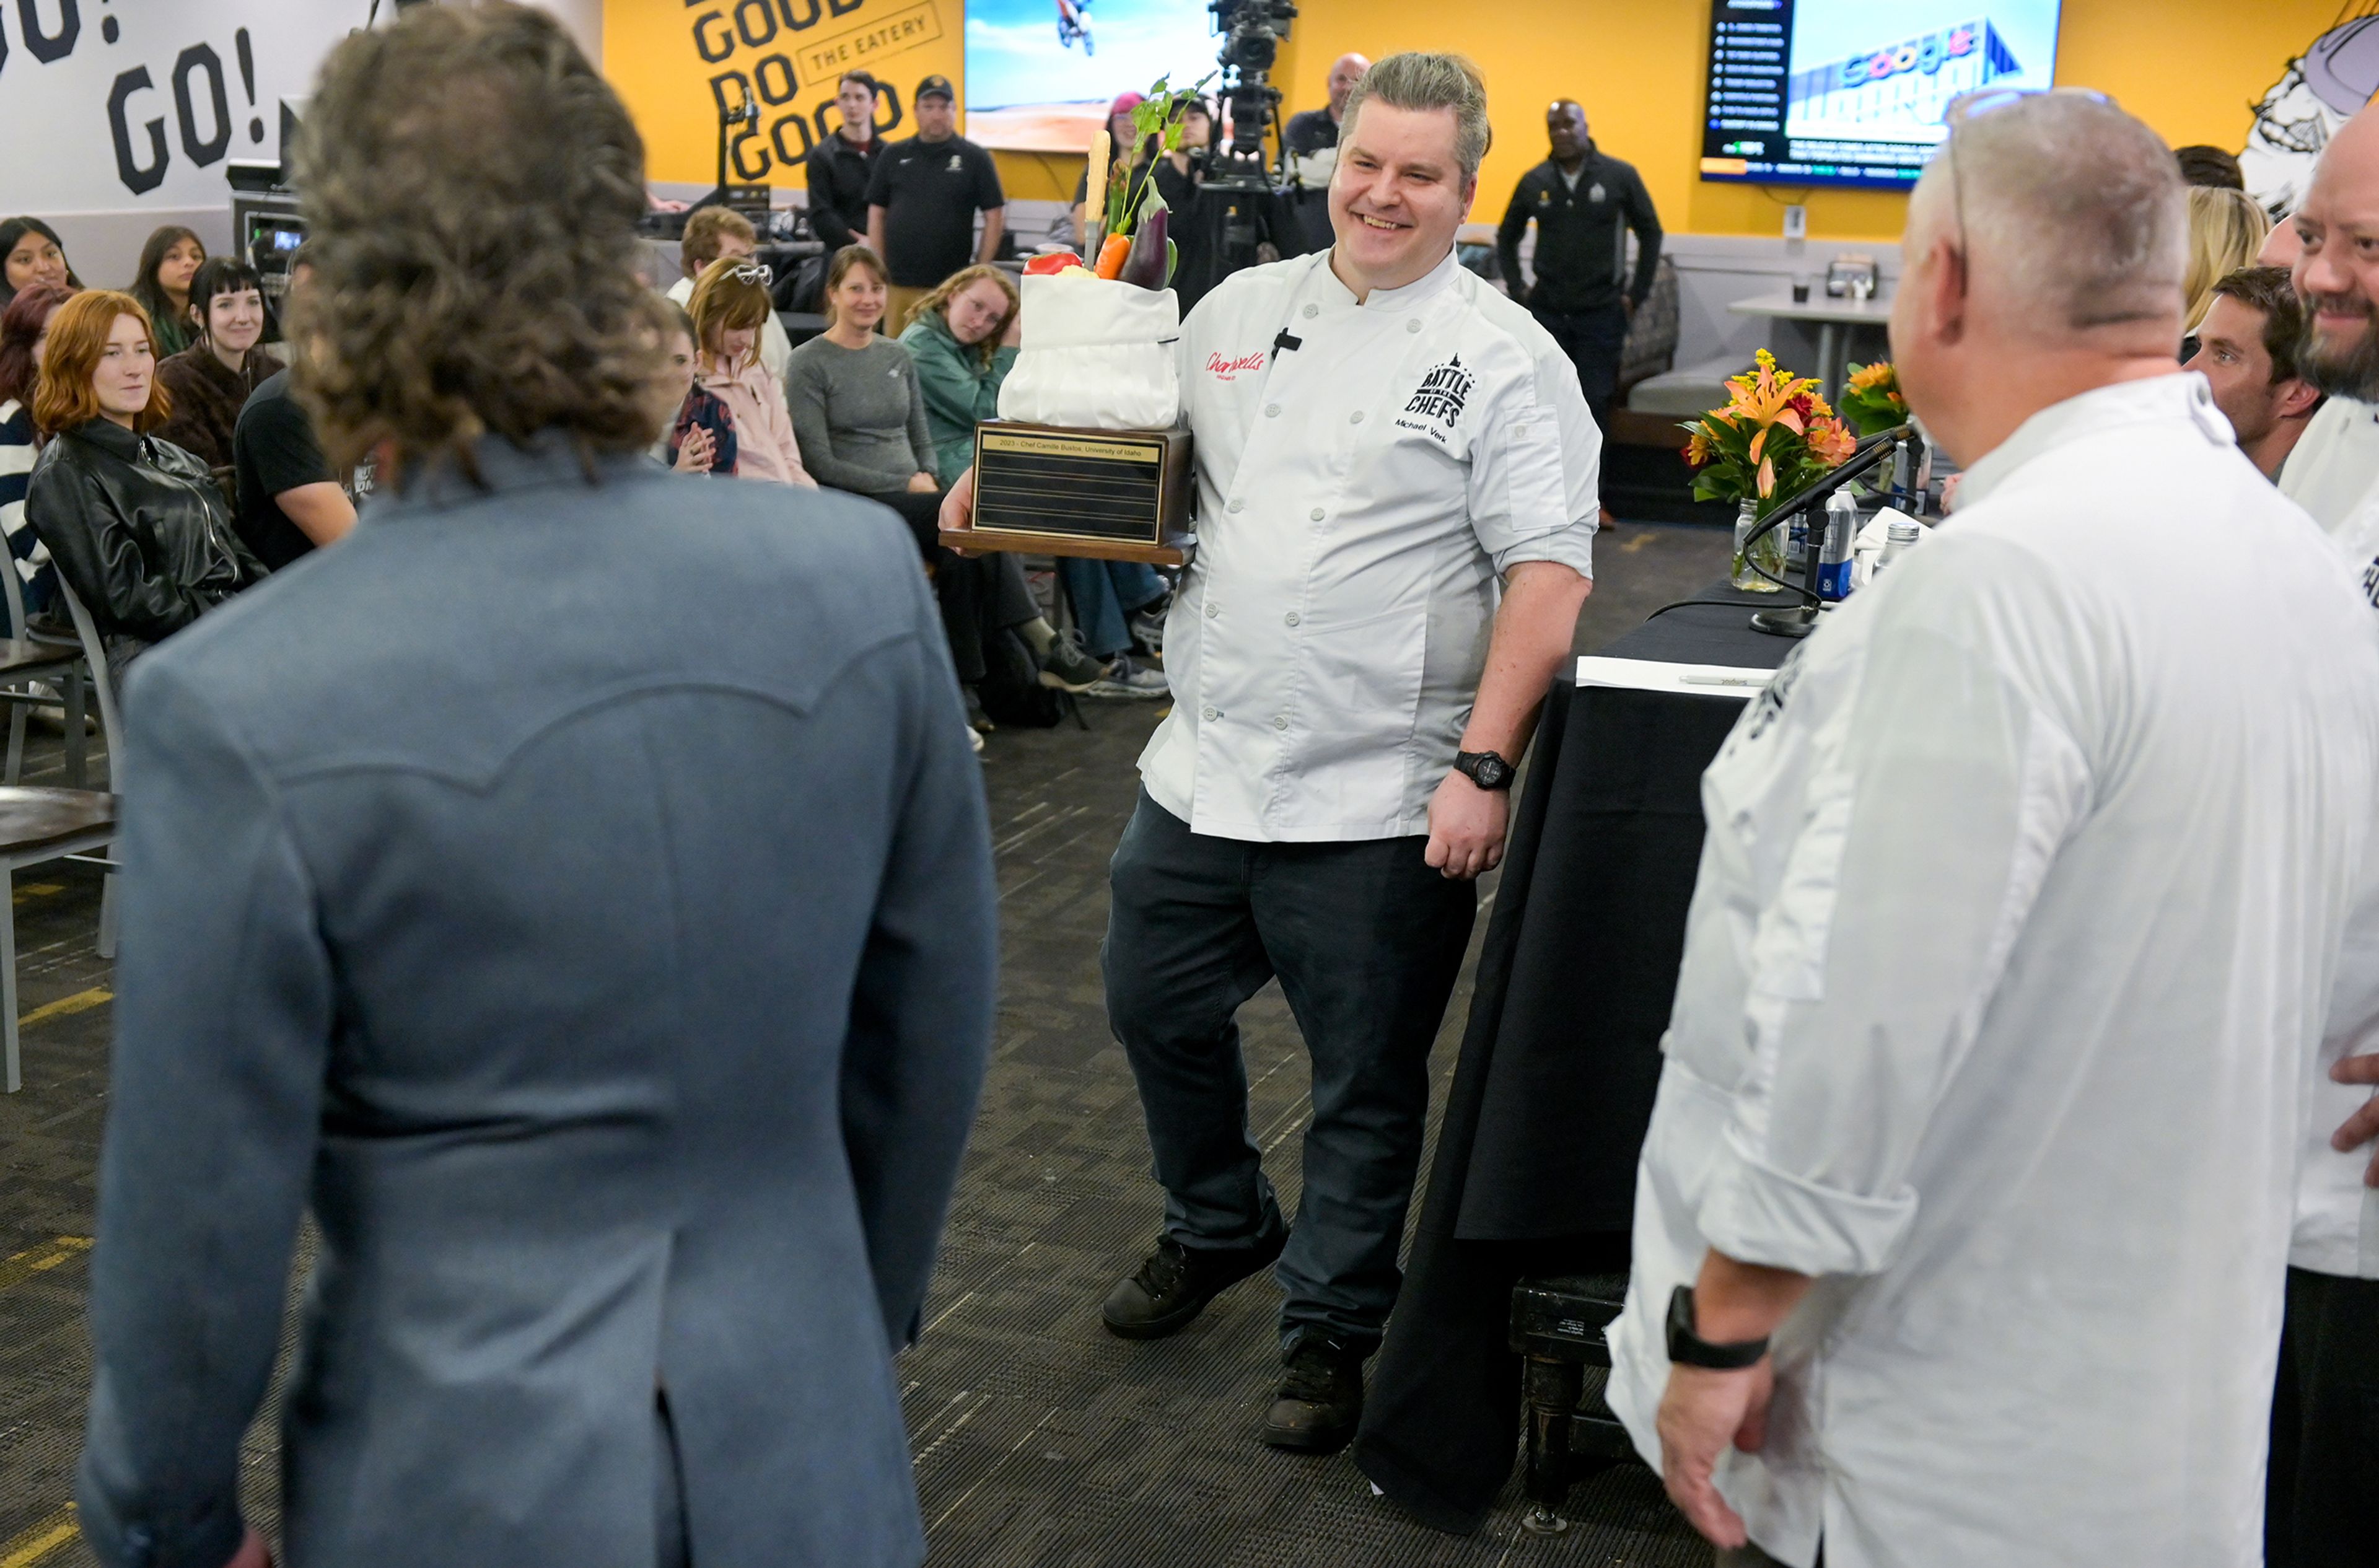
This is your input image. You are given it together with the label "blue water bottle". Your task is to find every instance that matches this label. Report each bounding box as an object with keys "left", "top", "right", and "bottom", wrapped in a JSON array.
[{"left": 1817, "top": 491, "right": 1858, "bottom": 602}]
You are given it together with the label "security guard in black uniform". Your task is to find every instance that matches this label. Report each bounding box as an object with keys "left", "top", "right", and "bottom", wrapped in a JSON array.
[{"left": 1496, "top": 99, "right": 1662, "bottom": 435}]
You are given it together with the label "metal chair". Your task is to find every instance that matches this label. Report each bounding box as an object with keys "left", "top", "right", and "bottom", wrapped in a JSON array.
[
  {"left": 0, "top": 562, "right": 89, "bottom": 786},
  {"left": 1508, "top": 1271, "right": 1641, "bottom": 1534},
  {"left": 53, "top": 580, "right": 123, "bottom": 961},
  {"left": 0, "top": 786, "right": 116, "bottom": 1092}
]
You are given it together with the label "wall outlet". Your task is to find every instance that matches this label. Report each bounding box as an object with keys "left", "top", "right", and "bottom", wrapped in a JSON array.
[{"left": 1783, "top": 204, "right": 1808, "bottom": 240}]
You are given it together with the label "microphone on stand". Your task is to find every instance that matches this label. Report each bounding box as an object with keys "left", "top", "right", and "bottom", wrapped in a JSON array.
[{"left": 1745, "top": 424, "right": 1915, "bottom": 640}]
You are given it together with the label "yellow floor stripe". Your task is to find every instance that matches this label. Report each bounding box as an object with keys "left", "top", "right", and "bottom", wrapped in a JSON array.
[
  {"left": 0, "top": 1237, "right": 93, "bottom": 1295},
  {"left": 18, "top": 988, "right": 108, "bottom": 1028},
  {"left": 0, "top": 1505, "right": 77, "bottom": 1568},
  {"left": 9, "top": 883, "right": 61, "bottom": 908}
]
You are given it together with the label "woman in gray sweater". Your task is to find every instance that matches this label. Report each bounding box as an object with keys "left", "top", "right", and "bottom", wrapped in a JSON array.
[{"left": 784, "top": 247, "right": 1104, "bottom": 706}]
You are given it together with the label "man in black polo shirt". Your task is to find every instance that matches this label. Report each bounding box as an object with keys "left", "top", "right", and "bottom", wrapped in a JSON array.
[
  {"left": 804, "top": 70, "right": 883, "bottom": 253},
  {"left": 1496, "top": 98, "right": 1661, "bottom": 435},
  {"left": 866, "top": 74, "right": 1005, "bottom": 330}
]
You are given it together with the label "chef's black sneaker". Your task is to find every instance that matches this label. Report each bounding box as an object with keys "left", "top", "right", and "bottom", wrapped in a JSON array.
[
  {"left": 1100, "top": 1230, "right": 1287, "bottom": 1340},
  {"left": 1261, "top": 1332, "right": 1367, "bottom": 1454}
]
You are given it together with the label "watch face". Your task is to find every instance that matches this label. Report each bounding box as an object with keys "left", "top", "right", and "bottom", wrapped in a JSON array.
[{"left": 1480, "top": 757, "right": 1512, "bottom": 789}]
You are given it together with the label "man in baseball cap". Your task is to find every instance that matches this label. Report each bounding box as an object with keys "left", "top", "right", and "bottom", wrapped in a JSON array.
[{"left": 867, "top": 72, "right": 1005, "bottom": 328}]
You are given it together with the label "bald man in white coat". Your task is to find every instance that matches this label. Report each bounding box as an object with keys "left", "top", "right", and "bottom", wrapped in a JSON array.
[{"left": 1606, "top": 92, "right": 2379, "bottom": 1568}]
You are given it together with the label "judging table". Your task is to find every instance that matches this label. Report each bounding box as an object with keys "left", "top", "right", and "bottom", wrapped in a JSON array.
[
  {"left": 1727, "top": 289, "right": 1896, "bottom": 404},
  {"left": 1353, "top": 582, "right": 1797, "bottom": 1534}
]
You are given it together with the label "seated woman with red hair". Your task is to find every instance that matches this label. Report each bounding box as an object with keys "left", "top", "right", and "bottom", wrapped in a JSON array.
[{"left": 23, "top": 290, "right": 263, "bottom": 654}]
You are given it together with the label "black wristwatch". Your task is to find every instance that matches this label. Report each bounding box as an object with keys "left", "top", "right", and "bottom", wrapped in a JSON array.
[
  {"left": 1665, "top": 1285, "right": 1771, "bottom": 1370},
  {"left": 1454, "top": 750, "right": 1515, "bottom": 791}
]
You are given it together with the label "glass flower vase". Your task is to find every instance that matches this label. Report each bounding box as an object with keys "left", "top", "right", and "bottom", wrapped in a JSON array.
[{"left": 1732, "top": 498, "right": 1786, "bottom": 593}]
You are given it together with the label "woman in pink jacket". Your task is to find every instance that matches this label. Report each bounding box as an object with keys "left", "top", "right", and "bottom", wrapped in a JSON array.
[{"left": 686, "top": 260, "right": 813, "bottom": 488}]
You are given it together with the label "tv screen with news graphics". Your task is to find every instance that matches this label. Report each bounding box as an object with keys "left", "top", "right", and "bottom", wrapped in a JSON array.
[{"left": 1699, "top": 0, "right": 2064, "bottom": 190}]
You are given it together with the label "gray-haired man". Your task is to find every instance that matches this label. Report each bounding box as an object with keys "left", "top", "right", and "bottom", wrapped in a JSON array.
[{"left": 1608, "top": 91, "right": 2379, "bottom": 1568}]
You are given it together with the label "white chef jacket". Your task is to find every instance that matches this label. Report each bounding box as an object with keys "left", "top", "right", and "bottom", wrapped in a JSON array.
[
  {"left": 1605, "top": 375, "right": 2379, "bottom": 1568},
  {"left": 1140, "top": 248, "right": 1600, "bottom": 842},
  {"left": 2278, "top": 394, "right": 2379, "bottom": 535},
  {"left": 2300, "top": 494, "right": 2379, "bottom": 1280}
]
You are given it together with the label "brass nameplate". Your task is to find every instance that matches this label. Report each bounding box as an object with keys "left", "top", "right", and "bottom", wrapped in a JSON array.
[{"left": 980, "top": 432, "right": 1161, "bottom": 464}]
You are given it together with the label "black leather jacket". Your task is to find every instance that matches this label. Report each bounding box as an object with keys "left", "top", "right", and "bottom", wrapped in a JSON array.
[{"left": 25, "top": 418, "right": 265, "bottom": 646}]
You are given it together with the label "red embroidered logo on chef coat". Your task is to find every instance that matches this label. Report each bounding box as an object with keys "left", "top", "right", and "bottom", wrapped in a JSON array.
[{"left": 1206, "top": 351, "right": 1266, "bottom": 382}]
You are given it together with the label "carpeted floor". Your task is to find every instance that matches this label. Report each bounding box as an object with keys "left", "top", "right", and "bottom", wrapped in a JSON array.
[{"left": 0, "top": 519, "right": 1733, "bottom": 1568}]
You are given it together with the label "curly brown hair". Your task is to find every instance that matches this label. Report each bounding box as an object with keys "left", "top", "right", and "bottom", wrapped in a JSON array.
[{"left": 290, "top": 1, "right": 664, "bottom": 479}]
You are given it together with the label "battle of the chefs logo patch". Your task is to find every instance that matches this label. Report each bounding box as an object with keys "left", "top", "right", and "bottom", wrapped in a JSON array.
[{"left": 1396, "top": 354, "right": 1474, "bottom": 443}]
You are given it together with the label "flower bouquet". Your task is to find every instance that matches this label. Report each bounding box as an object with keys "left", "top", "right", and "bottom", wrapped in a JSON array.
[
  {"left": 1838, "top": 360, "right": 1909, "bottom": 438},
  {"left": 1681, "top": 350, "right": 1858, "bottom": 592}
]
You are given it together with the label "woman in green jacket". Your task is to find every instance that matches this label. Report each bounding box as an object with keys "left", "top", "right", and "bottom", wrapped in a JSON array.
[
  {"left": 896, "top": 264, "right": 1019, "bottom": 488},
  {"left": 899, "top": 265, "right": 1167, "bottom": 696}
]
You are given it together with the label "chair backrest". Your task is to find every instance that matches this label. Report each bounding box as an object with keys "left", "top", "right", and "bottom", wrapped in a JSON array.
[
  {"left": 53, "top": 579, "right": 125, "bottom": 786},
  {"left": 0, "top": 556, "right": 25, "bottom": 642}
]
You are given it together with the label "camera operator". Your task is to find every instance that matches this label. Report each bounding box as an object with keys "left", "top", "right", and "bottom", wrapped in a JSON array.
[
  {"left": 947, "top": 51, "right": 1598, "bottom": 1455},
  {"left": 1282, "top": 54, "right": 1370, "bottom": 253}
]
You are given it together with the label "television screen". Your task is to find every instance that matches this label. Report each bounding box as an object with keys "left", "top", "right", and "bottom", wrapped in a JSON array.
[
  {"left": 1699, "top": 0, "right": 2064, "bottom": 190},
  {"left": 965, "top": 0, "right": 1220, "bottom": 153}
]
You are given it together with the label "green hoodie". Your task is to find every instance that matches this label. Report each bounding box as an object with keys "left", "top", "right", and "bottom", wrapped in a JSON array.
[{"left": 897, "top": 309, "right": 1019, "bottom": 488}]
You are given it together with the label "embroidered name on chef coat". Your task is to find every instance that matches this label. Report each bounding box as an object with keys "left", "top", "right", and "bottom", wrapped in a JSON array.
[{"left": 1397, "top": 354, "right": 1474, "bottom": 442}]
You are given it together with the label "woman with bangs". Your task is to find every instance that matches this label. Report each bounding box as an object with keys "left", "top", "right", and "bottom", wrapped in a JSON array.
[
  {"left": 24, "top": 291, "right": 263, "bottom": 653},
  {"left": 154, "top": 257, "right": 282, "bottom": 491},
  {"left": 686, "top": 257, "right": 812, "bottom": 487}
]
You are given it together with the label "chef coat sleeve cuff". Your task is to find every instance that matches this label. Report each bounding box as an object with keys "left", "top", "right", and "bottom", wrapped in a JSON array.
[
  {"left": 1694, "top": 1128, "right": 1917, "bottom": 1278},
  {"left": 1489, "top": 522, "right": 1596, "bottom": 582}
]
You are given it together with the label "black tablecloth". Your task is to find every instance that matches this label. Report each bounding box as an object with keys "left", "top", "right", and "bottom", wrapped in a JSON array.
[{"left": 1353, "top": 583, "right": 1795, "bottom": 1533}]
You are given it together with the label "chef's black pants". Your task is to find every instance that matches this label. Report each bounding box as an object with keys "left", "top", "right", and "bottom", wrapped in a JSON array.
[
  {"left": 2266, "top": 1264, "right": 2379, "bottom": 1567},
  {"left": 1102, "top": 791, "right": 1475, "bottom": 1353},
  {"left": 1531, "top": 300, "right": 1629, "bottom": 436}
]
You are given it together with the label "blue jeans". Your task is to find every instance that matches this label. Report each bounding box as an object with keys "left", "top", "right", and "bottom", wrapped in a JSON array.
[
  {"left": 1060, "top": 558, "right": 1167, "bottom": 658},
  {"left": 1102, "top": 792, "right": 1476, "bottom": 1351}
]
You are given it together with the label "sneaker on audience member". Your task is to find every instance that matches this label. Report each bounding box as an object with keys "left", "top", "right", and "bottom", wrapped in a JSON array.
[
  {"left": 1037, "top": 631, "right": 1108, "bottom": 694},
  {"left": 1128, "top": 603, "right": 1167, "bottom": 656},
  {"left": 1089, "top": 655, "right": 1168, "bottom": 700},
  {"left": 963, "top": 685, "right": 995, "bottom": 734}
]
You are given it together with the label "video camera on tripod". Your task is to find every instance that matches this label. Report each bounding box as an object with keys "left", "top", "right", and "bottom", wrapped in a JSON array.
[{"left": 1207, "top": 0, "right": 1296, "bottom": 191}]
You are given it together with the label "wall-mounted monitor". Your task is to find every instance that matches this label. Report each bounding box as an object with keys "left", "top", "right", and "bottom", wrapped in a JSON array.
[
  {"left": 1699, "top": 0, "right": 2064, "bottom": 191},
  {"left": 965, "top": 0, "right": 1220, "bottom": 153}
]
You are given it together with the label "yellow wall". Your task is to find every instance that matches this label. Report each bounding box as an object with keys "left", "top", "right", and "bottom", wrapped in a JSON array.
[{"left": 608, "top": 0, "right": 2348, "bottom": 234}]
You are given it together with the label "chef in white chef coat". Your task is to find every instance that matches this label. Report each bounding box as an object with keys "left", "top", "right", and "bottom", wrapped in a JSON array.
[
  {"left": 1606, "top": 92, "right": 2379, "bottom": 1568},
  {"left": 2268, "top": 99, "right": 2379, "bottom": 1568},
  {"left": 945, "top": 51, "right": 1599, "bottom": 1455}
]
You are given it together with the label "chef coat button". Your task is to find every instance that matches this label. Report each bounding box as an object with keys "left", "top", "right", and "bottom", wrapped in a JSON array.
[
  {"left": 1406, "top": 318, "right": 1422, "bottom": 333},
  {"left": 1227, "top": 498, "right": 1244, "bottom": 513},
  {"left": 1201, "top": 705, "right": 1220, "bottom": 722},
  {"left": 1205, "top": 602, "right": 1219, "bottom": 618},
  {"left": 1284, "top": 611, "right": 1301, "bottom": 627},
  {"left": 1350, "top": 411, "right": 1365, "bottom": 424},
  {"left": 1265, "top": 403, "right": 1281, "bottom": 418},
  {"left": 1309, "top": 507, "right": 1325, "bottom": 521},
  {"left": 1273, "top": 715, "right": 1290, "bottom": 731},
  {"left": 1303, "top": 302, "right": 1320, "bottom": 318}
]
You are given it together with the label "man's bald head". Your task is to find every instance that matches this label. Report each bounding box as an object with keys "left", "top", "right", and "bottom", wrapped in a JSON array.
[
  {"left": 1327, "top": 53, "right": 1370, "bottom": 116},
  {"left": 2290, "top": 103, "right": 2379, "bottom": 398},
  {"left": 1906, "top": 93, "right": 2186, "bottom": 341}
]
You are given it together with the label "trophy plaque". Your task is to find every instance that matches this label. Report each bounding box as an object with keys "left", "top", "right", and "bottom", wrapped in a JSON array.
[{"left": 945, "top": 421, "right": 1195, "bottom": 566}]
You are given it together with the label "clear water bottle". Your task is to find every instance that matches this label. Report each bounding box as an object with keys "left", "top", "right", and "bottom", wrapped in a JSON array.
[
  {"left": 1817, "top": 491, "right": 1858, "bottom": 602},
  {"left": 1875, "top": 518, "right": 1921, "bottom": 575}
]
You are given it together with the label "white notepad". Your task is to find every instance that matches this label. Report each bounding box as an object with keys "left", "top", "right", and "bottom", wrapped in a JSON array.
[{"left": 1575, "top": 656, "right": 1774, "bottom": 699}]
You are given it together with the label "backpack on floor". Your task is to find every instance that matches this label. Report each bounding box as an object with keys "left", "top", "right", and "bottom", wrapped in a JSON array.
[{"left": 975, "top": 626, "right": 1068, "bottom": 729}]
